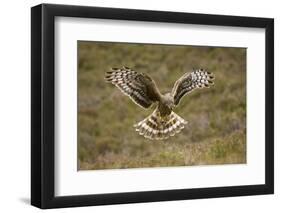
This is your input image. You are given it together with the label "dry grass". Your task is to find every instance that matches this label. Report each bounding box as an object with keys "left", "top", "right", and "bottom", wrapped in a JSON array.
[{"left": 78, "top": 41, "right": 246, "bottom": 170}]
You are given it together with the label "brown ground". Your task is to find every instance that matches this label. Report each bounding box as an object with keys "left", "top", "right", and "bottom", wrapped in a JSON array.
[{"left": 78, "top": 41, "right": 246, "bottom": 170}]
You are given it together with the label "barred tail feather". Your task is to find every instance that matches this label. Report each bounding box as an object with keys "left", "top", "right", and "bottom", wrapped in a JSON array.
[{"left": 134, "top": 109, "right": 188, "bottom": 140}]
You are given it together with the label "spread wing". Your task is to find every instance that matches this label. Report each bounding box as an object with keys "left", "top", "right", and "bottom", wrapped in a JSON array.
[
  {"left": 105, "top": 67, "right": 160, "bottom": 108},
  {"left": 172, "top": 69, "right": 215, "bottom": 105}
]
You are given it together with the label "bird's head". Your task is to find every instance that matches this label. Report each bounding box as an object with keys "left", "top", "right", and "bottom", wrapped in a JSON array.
[{"left": 162, "top": 93, "right": 175, "bottom": 109}]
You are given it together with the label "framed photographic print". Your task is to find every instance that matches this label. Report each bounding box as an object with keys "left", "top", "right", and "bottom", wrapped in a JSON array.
[{"left": 31, "top": 3, "right": 274, "bottom": 209}]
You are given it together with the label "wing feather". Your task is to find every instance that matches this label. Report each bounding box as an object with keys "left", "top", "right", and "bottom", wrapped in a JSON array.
[
  {"left": 105, "top": 67, "right": 160, "bottom": 108},
  {"left": 172, "top": 69, "right": 215, "bottom": 105}
]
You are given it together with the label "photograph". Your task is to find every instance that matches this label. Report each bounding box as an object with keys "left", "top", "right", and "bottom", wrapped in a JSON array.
[
  {"left": 30, "top": 3, "right": 274, "bottom": 209},
  {"left": 78, "top": 41, "right": 246, "bottom": 170}
]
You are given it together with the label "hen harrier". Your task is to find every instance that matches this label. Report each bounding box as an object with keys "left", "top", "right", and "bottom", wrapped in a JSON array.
[{"left": 105, "top": 66, "right": 214, "bottom": 140}]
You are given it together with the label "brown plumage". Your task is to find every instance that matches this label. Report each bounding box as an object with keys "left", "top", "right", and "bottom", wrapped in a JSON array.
[{"left": 105, "top": 66, "right": 214, "bottom": 140}]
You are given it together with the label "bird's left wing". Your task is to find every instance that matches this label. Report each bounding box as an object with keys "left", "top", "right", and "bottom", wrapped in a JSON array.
[
  {"left": 171, "top": 69, "right": 214, "bottom": 105},
  {"left": 105, "top": 67, "right": 160, "bottom": 109}
]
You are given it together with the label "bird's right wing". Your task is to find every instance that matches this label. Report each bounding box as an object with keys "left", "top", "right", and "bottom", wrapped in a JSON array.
[
  {"left": 171, "top": 69, "right": 214, "bottom": 105},
  {"left": 105, "top": 67, "right": 160, "bottom": 109}
]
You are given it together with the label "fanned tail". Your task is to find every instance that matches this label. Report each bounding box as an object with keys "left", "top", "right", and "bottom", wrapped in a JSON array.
[{"left": 134, "top": 109, "right": 188, "bottom": 140}]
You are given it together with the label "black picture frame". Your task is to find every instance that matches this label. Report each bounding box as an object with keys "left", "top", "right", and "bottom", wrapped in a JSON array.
[{"left": 31, "top": 3, "right": 274, "bottom": 209}]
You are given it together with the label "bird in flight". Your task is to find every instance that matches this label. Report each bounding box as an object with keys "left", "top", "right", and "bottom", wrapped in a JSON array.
[{"left": 105, "top": 66, "right": 214, "bottom": 140}]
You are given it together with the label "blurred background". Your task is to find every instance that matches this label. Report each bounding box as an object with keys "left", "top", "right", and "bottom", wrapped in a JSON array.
[{"left": 78, "top": 41, "right": 246, "bottom": 170}]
